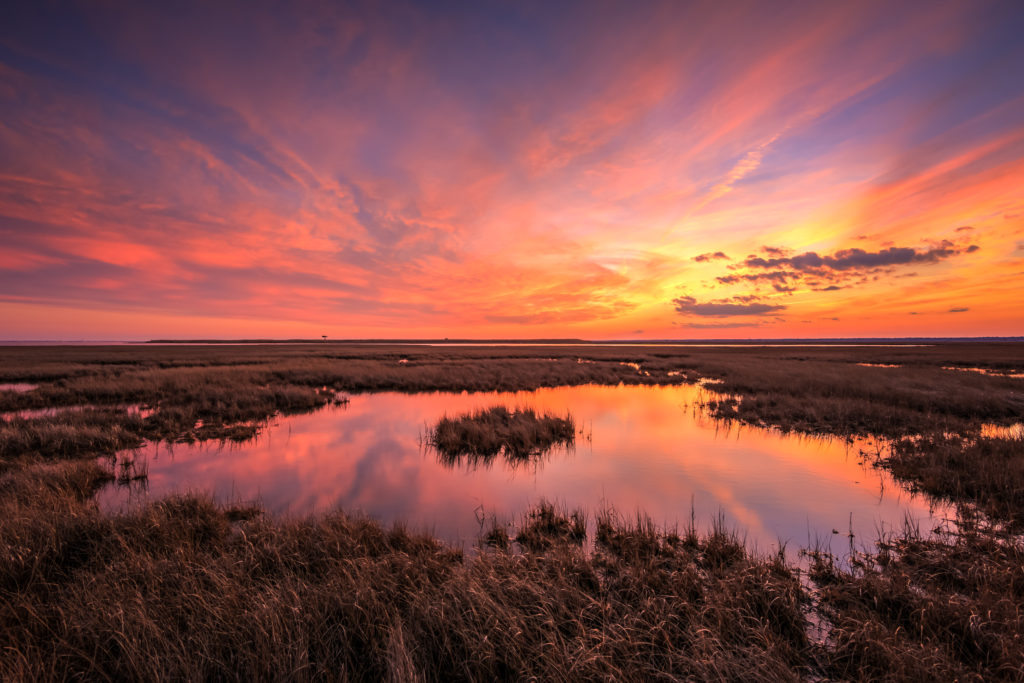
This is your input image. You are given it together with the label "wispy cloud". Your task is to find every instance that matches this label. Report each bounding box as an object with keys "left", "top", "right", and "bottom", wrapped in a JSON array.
[{"left": 700, "top": 134, "right": 781, "bottom": 206}]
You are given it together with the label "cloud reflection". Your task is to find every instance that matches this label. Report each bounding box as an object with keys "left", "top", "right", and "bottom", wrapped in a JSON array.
[{"left": 99, "top": 385, "right": 951, "bottom": 556}]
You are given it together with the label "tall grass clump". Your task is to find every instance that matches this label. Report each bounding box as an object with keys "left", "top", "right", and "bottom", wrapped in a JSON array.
[{"left": 429, "top": 406, "right": 575, "bottom": 465}]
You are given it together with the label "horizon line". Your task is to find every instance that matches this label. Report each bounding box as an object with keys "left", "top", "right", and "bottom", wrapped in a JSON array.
[{"left": 2, "top": 336, "right": 1023, "bottom": 346}]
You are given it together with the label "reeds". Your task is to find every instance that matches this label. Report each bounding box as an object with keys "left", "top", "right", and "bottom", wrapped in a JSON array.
[
  {"left": 514, "top": 500, "right": 586, "bottom": 551},
  {"left": 0, "top": 479, "right": 814, "bottom": 681},
  {"left": 880, "top": 433, "right": 1024, "bottom": 529},
  {"left": 429, "top": 406, "right": 575, "bottom": 466},
  {"left": 809, "top": 521, "right": 1024, "bottom": 680}
]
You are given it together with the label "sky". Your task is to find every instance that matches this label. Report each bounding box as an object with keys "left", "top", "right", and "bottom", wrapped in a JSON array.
[{"left": 1, "top": 0, "right": 1023, "bottom": 340}]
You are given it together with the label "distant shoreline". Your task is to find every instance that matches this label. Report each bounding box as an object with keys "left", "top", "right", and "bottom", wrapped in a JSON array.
[
  {"left": 2, "top": 337, "right": 1023, "bottom": 346},
  {"left": 144, "top": 337, "right": 1024, "bottom": 345}
]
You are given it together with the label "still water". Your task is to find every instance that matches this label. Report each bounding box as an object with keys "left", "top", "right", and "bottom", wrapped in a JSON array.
[{"left": 99, "top": 384, "right": 952, "bottom": 554}]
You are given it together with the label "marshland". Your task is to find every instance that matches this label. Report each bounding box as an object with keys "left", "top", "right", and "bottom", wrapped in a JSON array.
[{"left": 2, "top": 341, "right": 1024, "bottom": 680}]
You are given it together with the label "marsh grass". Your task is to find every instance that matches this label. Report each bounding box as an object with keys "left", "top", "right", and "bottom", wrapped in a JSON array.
[
  {"left": 0, "top": 474, "right": 814, "bottom": 681},
  {"left": 879, "top": 434, "right": 1024, "bottom": 529},
  {"left": 514, "top": 500, "right": 586, "bottom": 551},
  {"left": 0, "top": 409, "right": 147, "bottom": 459},
  {"left": 809, "top": 520, "right": 1024, "bottom": 681},
  {"left": 115, "top": 453, "right": 149, "bottom": 486},
  {"left": 2, "top": 343, "right": 1024, "bottom": 679},
  {"left": 429, "top": 406, "right": 575, "bottom": 467},
  {"left": 1, "top": 343, "right": 1021, "bottom": 461}
]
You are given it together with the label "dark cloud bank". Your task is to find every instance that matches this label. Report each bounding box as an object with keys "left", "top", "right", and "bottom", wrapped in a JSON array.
[{"left": 744, "top": 243, "right": 978, "bottom": 272}]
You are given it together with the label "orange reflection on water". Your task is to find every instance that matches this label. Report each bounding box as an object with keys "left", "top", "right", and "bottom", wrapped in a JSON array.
[{"left": 98, "top": 384, "right": 952, "bottom": 555}]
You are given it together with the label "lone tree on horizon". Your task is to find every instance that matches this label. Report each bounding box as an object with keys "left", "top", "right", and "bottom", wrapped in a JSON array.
[{"left": 321, "top": 335, "right": 327, "bottom": 342}]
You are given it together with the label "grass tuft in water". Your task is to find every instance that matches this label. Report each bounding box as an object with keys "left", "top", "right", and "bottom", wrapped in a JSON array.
[
  {"left": 514, "top": 500, "right": 586, "bottom": 551},
  {"left": 429, "top": 406, "right": 575, "bottom": 466}
]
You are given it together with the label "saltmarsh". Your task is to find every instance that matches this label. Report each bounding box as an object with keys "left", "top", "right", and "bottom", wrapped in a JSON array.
[{"left": 1, "top": 342, "right": 1022, "bottom": 680}]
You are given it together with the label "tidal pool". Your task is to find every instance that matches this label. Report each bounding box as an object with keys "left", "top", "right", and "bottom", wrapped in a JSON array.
[{"left": 99, "top": 384, "right": 952, "bottom": 555}]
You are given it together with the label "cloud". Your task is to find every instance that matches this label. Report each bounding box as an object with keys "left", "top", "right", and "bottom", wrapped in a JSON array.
[
  {"left": 694, "top": 251, "right": 729, "bottom": 262},
  {"left": 955, "top": 225, "right": 974, "bottom": 232},
  {"left": 700, "top": 134, "right": 780, "bottom": 205},
  {"left": 705, "top": 240, "right": 980, "bottom": 304},
  {"left": 949, "top": 307, "right": 969, "bottom": 313},
  {"left": 716, "top": 271, "right": 800, "bottom": 285},
  {"left": 744, "top": 244, "right": 971, "bottom": 272},
  {"left": 673, "top": 295, "right": 786, "bottom": 317}
]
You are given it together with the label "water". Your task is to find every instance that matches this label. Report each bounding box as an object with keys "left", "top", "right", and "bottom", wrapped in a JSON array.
[
  {"left": 1, "top": 404, "right": 153, "bottom": 421},
  {"left": 0, "top": 383, "right": 38, "bottom": 393},
  {"left": 99, "top": 384, "right": 952, "bottom": 555},
  {"left": 943, "top": 366, "right": 1024, "bottom": 379},
  {"left": 982, "top": 423, "right": 1024, "bottom": 439}
]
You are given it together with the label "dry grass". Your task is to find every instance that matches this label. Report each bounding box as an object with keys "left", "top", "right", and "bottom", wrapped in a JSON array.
[
  {"left": 514, "top": 500, "right": 587, "bottom": 551},
  {"left": 2, "top": 343, "right": 1024, "bottom": 679},
  {"left": 0, "top": 472, "right": 812, "bottom": 681},
  {"left": 429, "top": 406, "right": 575, "bottom": 466},
  {"left": 809, "top": 522, "right": 1024, "bottom": 681},
  {"left": 0, "top": 408, "right": 147, "bottom": 458},
  {"left": 879, "top": 434, "right": 1024, "bottom": 529},
  {"left": 2, "top": 342, "right": 1020, "bottom": 447},
  {"left": 3, "top": 462, "right": 1021, "bottom": 680},
  {"left": 688, "top": 353, "right": 1024, "bottom": 436}
]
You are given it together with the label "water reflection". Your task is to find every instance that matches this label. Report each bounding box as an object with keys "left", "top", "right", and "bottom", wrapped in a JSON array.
[
  {"left": 943, "top": 366, "right": 1024, "bottom": 379},
  {"left": 0, "top": 383, "right": 38, "bottom": 393},
  {"left": 981, "top": 423, "right": 1024, "bottom": 439},
  {"left": 2, "top": 404, "right": 152, "bottom": 421},
  {"left": 98, "top": 384, "right": 952, "bottom": 556}
]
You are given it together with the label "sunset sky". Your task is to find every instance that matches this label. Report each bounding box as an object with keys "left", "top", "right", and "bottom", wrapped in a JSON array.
[{"left": 1, "top": 1, "right": 1022, "bottom": 340}]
